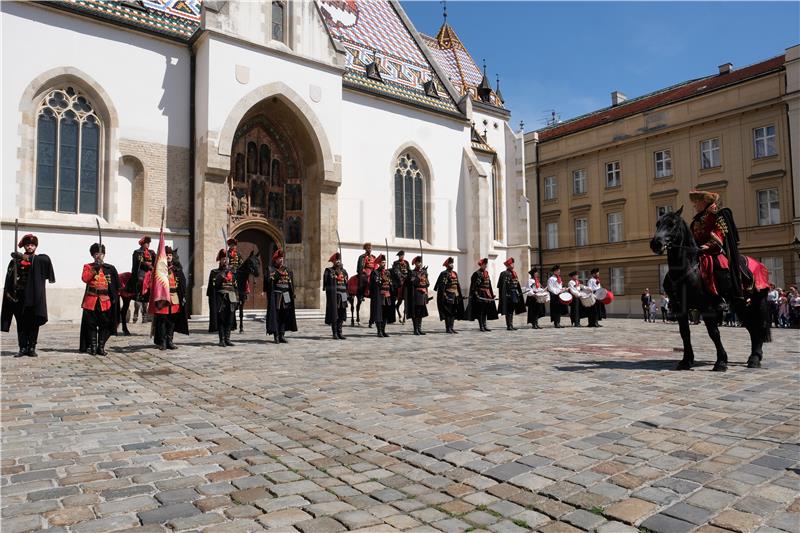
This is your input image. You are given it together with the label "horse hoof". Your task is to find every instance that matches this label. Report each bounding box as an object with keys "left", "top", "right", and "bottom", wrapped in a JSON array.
[
  {"left": 746, "top": 356, "right": 761, "bottom": 368},
  {"left": 676, "top": 360, "right": 693, "bottom": 371},
  {"left": 712, "top": 363, "right": 727, "bottom": 372}
]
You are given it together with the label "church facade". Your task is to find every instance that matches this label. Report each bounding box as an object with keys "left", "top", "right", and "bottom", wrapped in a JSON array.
[{"left": 0, "top": 0, "right": 529, "bottom": 320}]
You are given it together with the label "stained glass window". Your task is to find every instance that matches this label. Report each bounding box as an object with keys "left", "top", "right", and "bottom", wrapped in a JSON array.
[{"left": 394, "top": 153, "right": 424, "bottom": 239}]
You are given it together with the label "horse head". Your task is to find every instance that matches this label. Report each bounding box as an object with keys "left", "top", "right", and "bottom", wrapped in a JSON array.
[
  {"left": 650, "top": 206, "right": 685, "bottom": 255},
  {"left": 244, "top": 250, "right": 261, "bottom": 277}
]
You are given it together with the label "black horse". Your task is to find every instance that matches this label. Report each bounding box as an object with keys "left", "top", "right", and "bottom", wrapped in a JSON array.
[
  {"left": 235, "top": 251, "right": 261, "bottom": 333},
  {"left": 650, "top": 208, "right": 771, "bottom": 371}
]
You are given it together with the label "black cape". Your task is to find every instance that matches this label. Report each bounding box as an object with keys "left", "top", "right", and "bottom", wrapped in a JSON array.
[
  {"left": 153, "top": 265, "right": 190, "bottom": 345},
  {"left": 433, "top": 270, "right": 465, "bottom": 321},
  {"left": 324, "top": 267, "right": 349, "bottom": 325},
  {"left": 2, "top": 254, "right": 55, "bottom": 332},
  {"left": 79, "top": 263, "right": 121, "bottom": 352},
  {"left": 497, "top": 270, "right": 527, "bottom": 316},
  {"left": 465, "top": 270, "right": 499, "bottom": 321},
  {"left": 405, "top": 268, "right": 430, "bottom": 319},
  {"left": 125, "top": 248, "right": 154, "bottom": 295},
  {"left": 207, "top": 268, "right": 238, "bottom": 333},
  {"left": 369, "top": 268, "right": 396, "bottom": 324},
  {"left": 265, "top": 267, "right": 298, "bottom": 333}
]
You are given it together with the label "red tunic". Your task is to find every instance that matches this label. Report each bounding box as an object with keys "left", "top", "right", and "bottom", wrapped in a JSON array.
[
  {"left": 690, "top": 204, "right": 729, "bottom": 295},
  {"left": 82, "top": 264, "right": 112, "bottom": 311}
]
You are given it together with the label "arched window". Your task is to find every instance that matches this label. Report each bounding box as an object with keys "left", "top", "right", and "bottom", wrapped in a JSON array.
[
  {"left": 35, "top": 87, "right": 102, "bottom": 214},
  {"left": 272, "top": 1, "right": 285, "bottom": 42},
  {"left": 259, "top": 144, "right": 271, "bottom": 175},
  {"left": 246, "top": 142, "right": 257, "bottom": 174},
  {"left": 394, "top": 153, "right": 425, "bottom": 240},
  {"left": 492, "top": 165, "right": 502, "bottom": 241}
]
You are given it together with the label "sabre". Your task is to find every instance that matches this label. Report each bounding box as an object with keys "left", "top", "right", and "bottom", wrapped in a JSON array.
[
  {"left": 10, "top": 219, "right": 19, "bottom": 301},
  {"left": 335, "top": 229, "right": 343, "bottom": 265},
  {"left": 95, "top": 217, "right": 103, "bottom": 264},
  {"left": 418, "top": 238, "right": 423, "bottom": 270},
  {"left": 385, "top": 238, "right": 389, "bottom": 266}
]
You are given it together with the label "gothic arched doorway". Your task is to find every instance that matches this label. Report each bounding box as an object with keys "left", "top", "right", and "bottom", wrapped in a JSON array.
[{"left": 232, "top": 227, "right": 278, "bottom": 309}]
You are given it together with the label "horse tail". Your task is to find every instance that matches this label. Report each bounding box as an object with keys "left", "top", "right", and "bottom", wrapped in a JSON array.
[{"left": 755, "top": 288, "right": 772, "bottom": 343}]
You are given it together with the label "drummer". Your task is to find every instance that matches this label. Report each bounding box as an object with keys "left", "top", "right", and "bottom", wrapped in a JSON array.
[
  {"left": 547, "top": 265, "right": 567, "bottom": 328},
  {"left": 525, "top": 267, "right": 546, "bottom": 329},
  {"left": 567, "top": 271, "right": 583, "bottom": 327},
  {"left": 586, "top": 268, "right": 602, "bottom": 328}
]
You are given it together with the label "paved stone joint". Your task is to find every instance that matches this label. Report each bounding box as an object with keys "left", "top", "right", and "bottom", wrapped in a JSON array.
[{"left": 1, "top": 319, "right": 798, "bottom": 533}]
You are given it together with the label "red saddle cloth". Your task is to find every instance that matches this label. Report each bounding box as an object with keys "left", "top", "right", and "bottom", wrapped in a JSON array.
[{"left": 700, "top": 253, "right": 770, "bottom": 296}]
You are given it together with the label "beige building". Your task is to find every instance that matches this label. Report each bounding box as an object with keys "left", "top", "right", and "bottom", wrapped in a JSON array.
[{"left": 525, "top": 46, "right": 800, "bottom": 315}]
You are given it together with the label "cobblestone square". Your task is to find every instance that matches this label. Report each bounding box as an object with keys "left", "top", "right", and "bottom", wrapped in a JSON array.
[{"left": 2, "top": 318, "right": 798, "bottom": 533}]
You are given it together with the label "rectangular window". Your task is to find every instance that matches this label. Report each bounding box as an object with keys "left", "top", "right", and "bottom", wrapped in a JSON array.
[
  {"left": 578, "top": 270, "right": 590, "bottom": 284},
  {"left": 272, "top": 1, "right": 285, "bottom": 42},
  {"left": 544, "top": 176, "right": 557, "bottom": 200},
  {"left": 609, "top": 267, "right": 625, "bottom": 295},
  {"left": 654, "top": 150, "right": 672, "bottom": 179},
  {"left": 572, "top": 169, "right": 586, "bottom": 195},
  {"left": 757, "top": 188, "right": 780, "bottom": 226},
  {"left": 656, "top": 204, "right": 673, "bottom": 221},
  {"left": 574, "top": 218, "right": 588, "bottom": 247},
  {"left": 754, "top": 125, "right": 776, "bottom": 158},
  {"left": 760, "top": 257, "right": 784, "bottom": 288},
  {"left": 546, "top": 222, "right": 558, "bottom": 250},
  {"left": 607, "top": 212, "right": 623, "bottom": 243},
  {"left": 605, "top": 161, "right": 621, "bottom": 188},
  {"left": 700, "top": 138, "right": 720, "bottom": 169}
]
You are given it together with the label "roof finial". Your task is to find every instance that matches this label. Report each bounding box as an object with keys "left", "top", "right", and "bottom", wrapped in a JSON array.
[
  {"left": 482, "top": 59, "right": 487, "bottom": 76},
  {"left": 441, "top": 0, "right": 447, "bottom": 22},
  {"left": 519, "top": 120, "right": 525, "bottom": 133}
]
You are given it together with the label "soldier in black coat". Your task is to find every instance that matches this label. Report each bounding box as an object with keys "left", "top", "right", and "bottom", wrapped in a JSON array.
[
  {"left": 391, "top": 251, "right": 410, "bottom": 323},
  {"left": 126, "top": 236, "right": 155, "bottom": 324},
  {"left": 2, "top": 234, "right": 55, "bottom": 357},
  {"left": 78, "top": 244, "right": 120, "bottom": 356},
  {"left": 323, "top": 252, "right": 348, "bottom": 340},
  {"left": 433, "top": 257, "right": 464, "bottom": 334},
  {"left": 369, "top": 254, "right": 395, "bottom": 337},
  {"left": 406, "top": 256, "right": 430, "bottom": 335},
  {"left": 466, "top": 258, "right": 498, "bottom": 332},
  {"left": 207, "top": 249, "right": 238, "bottom": 346},
  {"left": 265, "top": 248, "right": 297, "bottom": 344},
  {"left": 497, "top": 257, "right": 527, "bottom": 331}
]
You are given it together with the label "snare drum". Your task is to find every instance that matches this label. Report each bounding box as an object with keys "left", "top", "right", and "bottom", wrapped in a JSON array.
[
  {"left": 594, "top": 287, "right": 608, "bottom": 302},
  {"left": 601, "top": 290, "right": 615, "bottom": 305},
  {"left": 558, "top": 292, "right": 573, "bottom": 305},
  {"left": 580, "top": 293, "right": 596, "bottom": 307},
  {"left": 534, "top": 290, "right": 550, "bottom": 304}
]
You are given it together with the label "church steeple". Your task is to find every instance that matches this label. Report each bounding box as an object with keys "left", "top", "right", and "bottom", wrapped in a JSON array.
[
  {"left": 495, "top": 74, "right": 504, "bottom": 105},
  {"left": 477, "top": 60, "right": 492, "bottom": 103}
]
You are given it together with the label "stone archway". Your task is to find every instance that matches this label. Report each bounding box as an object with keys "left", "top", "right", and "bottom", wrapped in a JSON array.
[{"left": 231, "top": 221, "right": 281, "bottom": 309}]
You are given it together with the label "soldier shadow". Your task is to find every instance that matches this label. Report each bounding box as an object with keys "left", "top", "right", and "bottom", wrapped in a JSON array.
[{"left": 553, "top": 359, "right": 713, "bottom": 372}]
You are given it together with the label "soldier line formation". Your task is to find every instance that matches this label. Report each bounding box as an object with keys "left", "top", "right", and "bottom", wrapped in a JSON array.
[{"left": 2, "top": 189, "right": 759, "bottom": 356}]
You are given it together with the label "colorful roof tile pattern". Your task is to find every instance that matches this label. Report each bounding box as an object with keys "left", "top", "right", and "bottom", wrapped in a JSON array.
[
  {"left": 538, "top": 55, "right": 785, "bottom": 142},
  {"left": 421, "top": 23, "right": 503, "bottom": 108},
  {"left": 318, "top": 0, "right": 460, "bottom": 115},
  {"left": 51, "top": 0, "right": 200, "bottom": 39}
]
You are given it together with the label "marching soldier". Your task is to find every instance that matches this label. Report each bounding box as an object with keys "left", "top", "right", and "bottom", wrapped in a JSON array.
[
  {"left": 548, "top": 265, "right": 567, "bottom": 328},
  {"left": 79, "top": 243, "right": 120, "bottom": 356},
  {"left": 434, "top": 257, "right": 464, "bottom": 334},
  {"left": 498, "top": 258, "right": 526, "bottom": 331},
  {"left": 406, "top": 255, "right": 430, "bottom": 335},
  {"left": 126, "top": 236, "right": 154, "bottom": 324},
  {"left": 587, "top": 268, "right": 602, "bottom": 328},
  {"left": 391, "top": 250, "right": 410, "bottom": 323},
  {"left": 369, "top": 254, "right": 395, "bottom": 337},
  {"left": 323, "top": 252, "right": 348, "bottom": 340},
  {"left": 525, "top": 267, "right": 546, "bottom": 329},
  {"left": 355, "top": 242, "right": 376, "bottom": 326},
  {"left": 152, "top": 247, "right": 189, "bottom": 350},
  {"left": 2, "top": 234, "right": 55, "bottom": 357},
  {"left": 207, "top": 249, "right": 237, "bottom": 346},
  {"left": 568, "top": 271, "right": 583, "bottom": 327},
  {"left": 467, "top": 258, "right": 498, "bottom": 332},
  {"left": 265, "top": 249, "right": 297, "bottom": 343}
]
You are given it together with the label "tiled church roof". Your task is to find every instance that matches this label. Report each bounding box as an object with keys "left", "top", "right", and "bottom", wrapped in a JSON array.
[
  {"left": 318, "top": 0, "right": 461, "bottom": 116},
  {"left": 421, "top": 23, "right": 504, "bottom": 108},
  {"left": 538, "top": 55, "right": 785, "bottom": 142}
]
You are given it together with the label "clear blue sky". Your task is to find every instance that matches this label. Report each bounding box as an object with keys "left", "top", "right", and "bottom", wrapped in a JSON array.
[{"left": 401, "top": 1, "right": 800, "bottom": 132}]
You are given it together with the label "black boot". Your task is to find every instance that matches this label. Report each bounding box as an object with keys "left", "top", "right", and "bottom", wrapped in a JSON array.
[
  {"left": 382, "top": 323, "right": 390, "bottom": 337},
  {"left": 332, "top": 324, "right": 339, "bottom": 340},
  {"left": 219, "top": 330, "right": 226, "bottom": 347},
  {"left": 278, "top": 326, "right": 287, "bottom": 343},
  {"left": 225, "top": 327, "right": 235, "bottom": 347},
  {"left": 376, "top": 323, "right": 383, "bottom": 337},
  {"left": 413, "top": 319, "right": 420, "bottom": 335},
  {"left": 337, "top": 322, "right": 346, "bottom": 340},
  {"left": 483, "top": 317, "right": 492, "bottom": 332},
  {"left": 166, "top": 322, "right": 177, "bottom": 349},
  {"left": 273, "top": 333, "right": 280, "bottom": 344},
  {"left": 418, "top": 319, "right": 426, "bottom": 335},
  {"left": 15, "top": 339, "right": 26, "bottom": 357},
  {"left": 96, "top": 330, "right": 109, "bottom": 356},
  {"left": 88, "top": 332, "right": 97, "bottom": 356}
]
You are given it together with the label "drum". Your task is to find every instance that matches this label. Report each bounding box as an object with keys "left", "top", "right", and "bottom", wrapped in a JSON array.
[
  {"left": 579, "top": 288, "right": 596, "bottom": 307},
  {"left": 534, "top": 290, "right": 550, "bottom": 304},
  {"left": 558, "top": 292, "right": 573, "bottom": 305},
  {"left": 601, "top": 290, "right": 615, "bottom": 305},
  {"left": 594, "top": 288, "right": 608, "bottom": 302}
]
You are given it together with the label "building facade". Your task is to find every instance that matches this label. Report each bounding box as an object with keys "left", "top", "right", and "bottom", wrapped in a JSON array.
[
  {"left": 526, "top": 47, "right": 800, "bottom": 315},
  {"left": 1, "top": 0, "right": 529, "bottom": 320}
]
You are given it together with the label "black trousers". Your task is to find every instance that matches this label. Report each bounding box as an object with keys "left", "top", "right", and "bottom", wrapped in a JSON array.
[
  {"left": 83, "top": 305, "right": 113, "bottom": 343},
  {"left": 588, "top": 304, "right": 599, "bottom": 326},
  {"left": 570, "top": 300, "right": 581, "bottom": 325},
  {"left": 12, "top": 305, "right": 40, "bottom": 349},
  {"left": 155, "top": 313, "right": 176, "bottom": 343},
  {"left": 217, "top": 299, "right": 236, "bottom": 340}
]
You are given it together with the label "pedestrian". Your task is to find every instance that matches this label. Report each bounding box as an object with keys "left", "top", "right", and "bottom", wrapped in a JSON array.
[
  {"left": 265, "top": 248, "right": 297, "bottom": 343},
  {"left": 498, "top": 258, "right": 526, "bottom": 331},
  {"left": 466, "top": 258, "right": 498, "bottom": 331},
  {"left": 434, "top": 257, "right": 464, "bottom": 334},
  {"left": 641, "top": 288, "right": 652, "bottom": 322},
  {"left": 208, "top": 249, "right": 237, "bottom": 347},
  {"left": 525, "top": 267, "right": 546, "bottom": 329},
  {"left": 369, "top": 254, "right": 395, "bottom": 337},
  {"left": 649, "top": 300, "right": 658, "bottom": 322},
  {"left": 767, "top": 283, "right": 779, "bottom": 327},
  {"left": 151, "top": 246, "right": 188, "bottom": 350},
  {"left": 79, "top": 243, "right": 120, "bottom": 356},
  {"left": 778, "top": 292, "right": 790, "bottom": 328},
  {"left": 788, "top": 286, "right": 800, "bottom": 328},
  {"left": 547, "top": 265, "right": 567, "bottom": 328},
  {"left": 126, "top": 236, "right": 154, "bottom": 324},
  {"left": 407, "top": 255, "right": 430, "bottom": 335},
  {"left": 659, "top": 292, "right": 669, "bottom": 323},
  {"left": 2, "top": 233, "right": 55, "bottom": 357},
  {"left": 323, "top": 252, "right": 348, "bottom": 340}
]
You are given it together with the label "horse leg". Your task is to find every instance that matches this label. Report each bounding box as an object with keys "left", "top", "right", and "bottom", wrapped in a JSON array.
[
  {"left": 349, "top": 298, "right": 355, "bottom": 327},
  {"left": 121, "top": 298, "right": 131, "bottom": 336},
  {"left": 239, "top": 302, "right": 244, "bottom": 333},
  {"left": 676, "top": 313, "right": 694, "bottom": 370},
  {"left": 356, "top": 298, "right": 362, "bottom": 326},
  {"left": 703, "top": 314, "right": 728, "bottom": 372}
]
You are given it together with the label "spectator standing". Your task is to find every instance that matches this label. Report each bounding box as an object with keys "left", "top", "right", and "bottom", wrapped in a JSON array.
[
  {"left": 767, "top": 284, "right": 780, "bottom": 327},
  {"left": 641, "top": 289, "right": 652, "bottom": 322},
  {"left": 659, "top": 293, "right": 669, "bottom": 323}
]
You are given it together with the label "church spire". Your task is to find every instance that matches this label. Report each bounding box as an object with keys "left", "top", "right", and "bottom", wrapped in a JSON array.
[
  {"left": 495, "top": 74, "right": 504, "bottom": 105},
  {"left": 477, "top": 59, "right": 492, "bottom": 103}
]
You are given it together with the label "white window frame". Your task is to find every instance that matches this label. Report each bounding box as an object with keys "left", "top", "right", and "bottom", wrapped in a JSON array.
[
  {"left": 753, "top": 125, "right": 777, "bottom": 158},
  {"left": 656, "top": 204, "right": 673, "bottom": 221},
  {"left": 605, "top": 161, "right": 621, "bottom": 188},
  {"left": 654, "top": 150, "right": 672, "bottom": 179},
  {"left": 700, "top": 138, "right": 720, "bottom": 169},
  {"left": 544, "top": 176, "right": 557, "bottom": 201},
  {"left": 574, "top": 218, "right": 588, "bottom": 247},
  {"left": 572, "top": 169, "right": 586, "bottom": 196},
  {"left": 271, "top": 1, "right": 287, "bottom": 43},
  {"left": 546, "top": 222, "right": 559, "bottom": 250},
  {"left": 757, "top": 188, "right": 780, "bottom": 226},
  {"left": 609, "top": 267, "right": 625, "bottom": 295},
  {"left": 760, "top": 257, "right": 784, "bottom": 288},
  {"left": 607, "top": 212, "right": 623, "bottom": 243}
]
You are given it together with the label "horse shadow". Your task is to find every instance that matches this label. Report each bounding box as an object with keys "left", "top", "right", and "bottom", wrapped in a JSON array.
[{"left": 554, "top": 359, "right": 756, "bottom": 372}]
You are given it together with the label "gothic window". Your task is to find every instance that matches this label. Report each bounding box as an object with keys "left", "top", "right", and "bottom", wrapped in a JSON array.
[
  {"left": 286, "top": 183, "right": 302, "bottom": 211},
  {"left": 287, "top": 216, "right": 301, "bottom": 244},
  {"left": 259, "top": 144, "right": 271, "bottom": 175},
  {"left": 246, "top": 142, "right": 257, "bottom": 174},
  {"left": 268, "top": 191, "right": 283, "bottom": 220},
  {"left": 271, "top": 159, "right": 282, "bottom": 187},
  {"left": 394, "top": 153, "right": 425, "bottom": 240},
  {"left": 235, "top": 153, "right": 245, "bottom": 181},
  {"left": 35, "top": 87, "right": 102, "bottom": 214},
  {"left": 272, "top": 1, "right": 285, "bottom": 42}
]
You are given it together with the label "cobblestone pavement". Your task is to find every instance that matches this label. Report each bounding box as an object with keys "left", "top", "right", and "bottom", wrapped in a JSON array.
[{"left": 2, "top": 318, "right": 799, "bottom": 533}]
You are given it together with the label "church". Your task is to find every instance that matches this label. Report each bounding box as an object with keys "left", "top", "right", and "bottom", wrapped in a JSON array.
[{"left": 0, "top": 0, "right": 528, "bottom": 320}]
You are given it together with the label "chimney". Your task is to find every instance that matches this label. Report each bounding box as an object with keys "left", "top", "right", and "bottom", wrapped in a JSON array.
[
  {"left": 718, "top": 62, "right": 732, "bottom": 75},
  {"left": 611, "top": 91, "right": 627, "bottom": 106}
]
